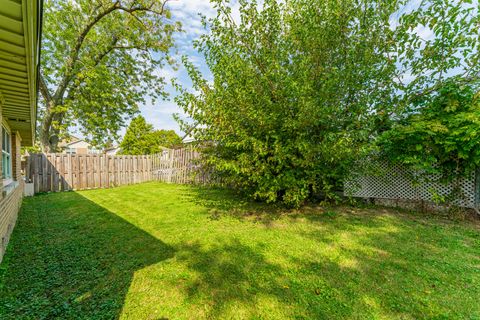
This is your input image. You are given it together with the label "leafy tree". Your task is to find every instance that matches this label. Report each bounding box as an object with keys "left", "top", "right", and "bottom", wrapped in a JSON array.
[
  {"left": 176, "top": 0, "right": 480, "bottom": 207},
  {"left": 39, "top": 0, "right": 180, "bottom": 152},
  {"left": 392, "top": 0, "right": 479, "bottom": 110},
  {"left": 378, "top": 83, "right": 480, "bottom": 178},
  {"left": 176, "top": 0, "right": 401, "bottom": 207},
  {"left": 119, "top": 116, "right": 153, "bottom": 155},
  {"left": 376, "top": 0, "right": 480, "bottom": 180},
  {"left": 150, "top": 129, "right": 182, "bottom": 149},
  {"left": 119, "top": 116, "right": 181, "bottom": 154}
]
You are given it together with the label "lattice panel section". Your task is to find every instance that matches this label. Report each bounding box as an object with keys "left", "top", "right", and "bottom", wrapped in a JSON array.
[{"left": 345, "top": 161, "right": 478, "bottom": 208}]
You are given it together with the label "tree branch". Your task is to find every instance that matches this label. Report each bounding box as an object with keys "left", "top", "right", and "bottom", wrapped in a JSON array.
[
  {"left": 218, "top": 6, "right": 279, "bottom": 101},
  {"left": 54, "top": 0, "right": 169, "bottom": 102},
  {"left": 408, "top": 73, "right": 478, "bottom": 102},
  {"left": 39, "top": 73, "right": 53, "bottom": 103},
  {"left": 67, "top": 39, "right": 153, "bottom": 105}
]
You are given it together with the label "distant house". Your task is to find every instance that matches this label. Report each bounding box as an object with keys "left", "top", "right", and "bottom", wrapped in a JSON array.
[
  {"left": 182, "top": 135, "right": 196, "bottom": 144},
  {"left": 104, "top": 146, "right": 121, "bottom": 155},
  {"left": 59, "top": 136, "right": 101, "bottom": 155}
]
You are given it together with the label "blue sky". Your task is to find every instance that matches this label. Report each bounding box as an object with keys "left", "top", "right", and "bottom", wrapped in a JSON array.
[
  {"left": 134, "top": 0, "right": 218, "bottom": 138},
  {"left": 129, "top": 0, "right": 245, "bottom": 139}
]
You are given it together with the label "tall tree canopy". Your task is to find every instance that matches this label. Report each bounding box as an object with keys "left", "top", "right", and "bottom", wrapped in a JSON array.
[
  {"left": 39, "top": 0, "right": 180, "bottom": 152},
  {"left": 176, "top": 0, "right": 480, "bottom": 207},
  {"left": 119, "top": 115, "right": 181, "bottom": 154}
]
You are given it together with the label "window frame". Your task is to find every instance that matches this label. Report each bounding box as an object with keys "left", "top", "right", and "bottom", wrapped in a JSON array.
[
  {"left": 65, "top": 147, "right": 77, "bottom": 155},
  {"left": 2, "top": 123, "right": 12, "bottom": 185}
]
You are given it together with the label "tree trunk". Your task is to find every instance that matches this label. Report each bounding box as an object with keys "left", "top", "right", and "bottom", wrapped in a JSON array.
[
  {"left": 39, "top": 101, "right": 61, "bottom": 153},
  {"left": 39, "top": 72, "right": 66, "bottom": 153},
  {"left": 39, "top": 117, "right": 55, "bottom": 153}
]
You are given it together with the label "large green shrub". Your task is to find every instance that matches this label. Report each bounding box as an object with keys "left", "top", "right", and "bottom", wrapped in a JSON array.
[
  {"left": 376, "top": 0, "right": 480, "bottom": 181},
  {"left": 176, "top": 0, "right": 399, "bottom": 207}
]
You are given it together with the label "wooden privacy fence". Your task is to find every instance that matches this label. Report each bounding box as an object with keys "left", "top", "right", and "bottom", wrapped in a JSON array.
[
  {"left": 151, "top": 148, "right": 206, "bottom": 184},
  {"left": 25, "top": 148, "right": 208, "bottom": 193},
  {"left": 26, "top": 153, "right": 153, "bottom": 193}
]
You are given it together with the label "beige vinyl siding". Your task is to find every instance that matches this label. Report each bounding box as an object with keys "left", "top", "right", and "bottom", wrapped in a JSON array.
[{"left": 0, "top": 94, "right": 3, "bottom": 194}]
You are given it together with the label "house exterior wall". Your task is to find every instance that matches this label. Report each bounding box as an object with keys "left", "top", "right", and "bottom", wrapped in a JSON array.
[
  {"left": 0, "top": 96, "right": 3, "bottom": 196},
  {"left": 105, "top": 147, "right": 120, "bottom": 155},
  {"left": 63, "top": 140, "right": 100, "bottom": 154},
  {"left": 67, "top": 140, "right": 91, "bottom": 149},
  {"left": 0, "top": 101, "right": 24, "bottom": 263},
  {"left": 76, "top": 147, "right": 88, "bottom": 154},
  {"left": 0, "top": 0, "right": 42, "bottom": 263},
  {"left": 0, "top": 179, "right": 23, "bottom": 263}
]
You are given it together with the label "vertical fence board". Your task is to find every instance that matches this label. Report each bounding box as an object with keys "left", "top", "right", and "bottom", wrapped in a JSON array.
[{"left": 25, "top": 148, "right": 208, "bottom": 193}]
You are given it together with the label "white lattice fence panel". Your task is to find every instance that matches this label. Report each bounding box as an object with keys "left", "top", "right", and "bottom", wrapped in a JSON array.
[{"left": 345, "top": 162, "right": 478, "bottom": 208}]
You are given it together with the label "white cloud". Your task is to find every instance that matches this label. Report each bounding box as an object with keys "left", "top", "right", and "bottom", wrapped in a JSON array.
[
  {"left": 414, "top": 25, "right": 434, "bottom": 41},
  {"left": 153, "top": 65, "right": 178, "bottom": 82},
  {"left": 168, "top": 0, "right": 215, "bottom": 36},
  {"left": 168, "top": 0, "right": 216, "bottom": 17},
  {"left": 140, "top": 99, "right": 187, "bottom": 132}
]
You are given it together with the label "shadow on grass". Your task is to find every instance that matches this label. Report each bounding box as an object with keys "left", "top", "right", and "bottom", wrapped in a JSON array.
[
  {"left": 174, "top": 240, "right": 291, "bottom": 318},
  {"left": 172, "top": 185, "right": 480, "bottom": 318},
  {"left": 1, "top": 183, "right": 478, "bottom": 319},
  {"left": 0, "top": 191, "right": 174, "bottom": 320},
  {"left": 183, "top": 186, "right": 294, "bottom": 225},
  {"left": 173, "top": 239, "right": 375, "bottom": 319},
  {"left": 173, "top": 215, "right": 479, "bottom": 319},
  {"left": 184, "top": 185, "right": 369, "bottom": 225},
  {"left": 170, "top": 218, "right": 391, "bottom": 318}
]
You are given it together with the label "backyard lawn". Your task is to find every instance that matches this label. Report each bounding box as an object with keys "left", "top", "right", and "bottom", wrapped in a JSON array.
[{"left": 0, "top": 182, "right": 479, "bottom": 319}]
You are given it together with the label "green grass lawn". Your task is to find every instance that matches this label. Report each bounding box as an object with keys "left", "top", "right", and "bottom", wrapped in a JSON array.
[{"left": 0, "top": 182, "right": 479, "bottom": 319}]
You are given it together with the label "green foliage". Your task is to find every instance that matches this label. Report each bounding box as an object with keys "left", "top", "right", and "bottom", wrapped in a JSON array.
[
  {"left": 39, "top": 0, "right": 180, "bottom": 151},
  {"left": 393, "top": 0, "right": 479, "bottom": 103},
  {"left": 119, "top": 115, "right": 181, "bottom": 154},
  {"left": 1, "top": 183, "right": 479, "bottom": 318},
  {"left": 119, "top": 116, "right": 154, "bottom": 155},
  {"left": 21, "top": 144, "right": 42, "bottom": 155},
  {"left": 176, "top": 0, "right": 401, "bottom": 207},
  {"left": 378, "top": 82, "right": 480, "bottom": 179},
  {"left": 377, "top": 0, "right": 480, "bottom": 184},
  {"left": 176, "top": 0, "right": 480, "bottom": 207},
  {"left": 150, "top": 129, "right": 183, "bottom": 149}
]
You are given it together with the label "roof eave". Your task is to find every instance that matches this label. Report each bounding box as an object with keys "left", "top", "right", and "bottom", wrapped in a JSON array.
[{"left": 21, "top": 0, "right": 42, "bottom": 146}]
